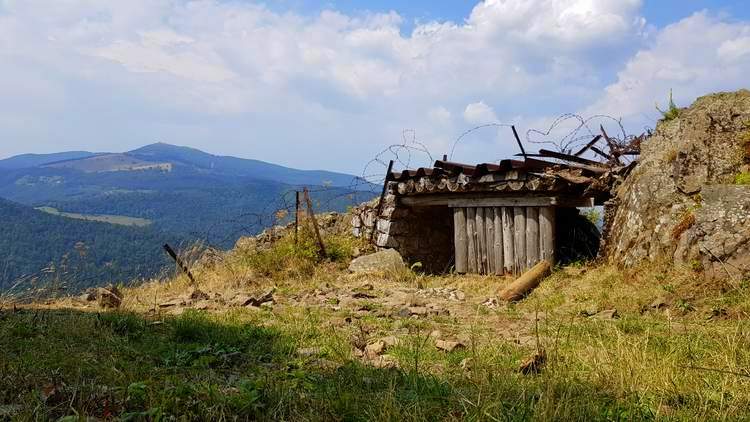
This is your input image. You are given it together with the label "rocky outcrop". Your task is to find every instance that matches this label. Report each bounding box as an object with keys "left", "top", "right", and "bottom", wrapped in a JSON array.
[{"left": 605, "top": 90, "right": 750, "bottom": 279}]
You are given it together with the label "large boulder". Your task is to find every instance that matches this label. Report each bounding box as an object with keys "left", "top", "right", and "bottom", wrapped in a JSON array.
[
  {"left": 348, "top": 249, "right": 405, "bottom": 274},
  {"left": 605, "top": 90, "right": 750, "bottom": 279}
]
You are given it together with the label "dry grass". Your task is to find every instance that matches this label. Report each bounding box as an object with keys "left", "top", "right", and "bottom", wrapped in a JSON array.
[{"left": 3, "top": 229, "right": 750, "bottom": 420}]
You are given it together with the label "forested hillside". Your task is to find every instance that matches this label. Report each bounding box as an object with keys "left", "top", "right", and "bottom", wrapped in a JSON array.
[{"left": 0, "top": 198, "right": 179, "bottom": 292}]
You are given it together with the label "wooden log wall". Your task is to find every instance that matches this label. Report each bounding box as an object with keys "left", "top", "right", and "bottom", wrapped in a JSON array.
[{"left": 453, "top": 206, "right": 555, "bottom": 275}]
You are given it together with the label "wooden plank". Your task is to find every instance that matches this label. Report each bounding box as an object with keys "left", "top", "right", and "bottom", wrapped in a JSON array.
[
  {"left": 526, "top": 207, "right": 540, "bottom": 269},
  {"left": 501, "top": 207, "right": 514, "bottom": 274},
  {"left": 513, "top": 207, "right": 526, "bottom": 275},
  {"left": 539, "top": 207, "right": 556, "bottom": 265},
  {"left": 485, "top": 207, "right": 495, "bottom": 274},
  {"left": 476, "top": 207, "right": 487, "bottom": 274},
  {"left": 399, "top": 194, "right": 594, "bottom": 208},
  {"left": 466, "top": 207, "right": 477, "bottom": 274},
  {"left": 493, "top": 207, "right": 504, "bottom": 275},
  {"left": 453, "top": 208, "right": 468, "bottom": 274},
  {"left": 303, "top": 188, "right": 327, "bottom": 258}
]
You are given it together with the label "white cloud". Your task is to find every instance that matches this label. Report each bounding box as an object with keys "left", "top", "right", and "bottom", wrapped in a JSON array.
[
  {"left": 586, "top": 12, "right": 750, "bottom": 127},
  {"left": 0, "top": 1, "right": 747, "bottom": 172},
  {"left": 463, "top": 101, "right": 498, "bottom": 124}
]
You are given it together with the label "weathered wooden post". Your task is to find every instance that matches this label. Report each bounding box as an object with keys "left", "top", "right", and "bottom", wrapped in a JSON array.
[
  {"left": 294, "top": 191, "right": 300, "bottom": 245},
  {"left": 303, "top": 188, "right": 327, "bottom": 258},
  {"left": 475, "top": 207, "right": 487, "bottom": 274},
  {"left": 526, "top": 207, "right": 540, "bottom": 269},
  {"left": 466, "top": 207, "right": 477, "bottom": 274},
  {"left": 453, "top": 208, "right": 468, "bottom": 273},
  {"left": 513, "top": 207, "right": 526, "bottom": 274},
  {"left": 485, "top": 207, "right": 496, "bottom": 274},
  {"left": 493, "top": 207, "right": 504, "bottom": 275},
  {"left": 501, "top": 207, "right": 514, "bottom": 274},
  {"left": 539, "top": 207, "right": 556, "bottom": 265}
]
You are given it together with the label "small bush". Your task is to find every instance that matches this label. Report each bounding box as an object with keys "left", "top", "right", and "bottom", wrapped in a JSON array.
[
  {"left": 99, "top": 311, "right": 146, "bottom": 338},
  {"left": 656, "top": 89, "right": 680, "bottom": 121},
  {"left": 734, "top": 172, "right": 750, "bottom": 185}
]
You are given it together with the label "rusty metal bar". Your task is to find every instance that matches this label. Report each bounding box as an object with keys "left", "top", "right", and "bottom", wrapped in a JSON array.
[
  {"left": 590, "top": 146, "right": 612, "bottom": 160},
  {"left": 511, "top": 125, "right": 527, "bottom": 158},
  {"left": 163, "top": 243, "right": 196, "bottom": 285},
  {"left": 537, "top": 149, "right": 607, "bottom": 167},
  {"left": 573, "top": 135, "right": 603, "bottom": 156}
]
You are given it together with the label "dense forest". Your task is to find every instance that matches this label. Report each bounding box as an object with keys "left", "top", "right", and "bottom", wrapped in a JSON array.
[{"left": 0, "top": 198, "right": 181, "bottom": 292}]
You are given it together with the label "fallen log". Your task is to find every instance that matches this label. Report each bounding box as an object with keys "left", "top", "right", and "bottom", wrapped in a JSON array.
[{"left": 498, "top": 260, "right": 551, "bottom": 302}]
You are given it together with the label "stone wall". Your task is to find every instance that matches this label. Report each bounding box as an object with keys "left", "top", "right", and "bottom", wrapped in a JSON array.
[{"left": 351, "top": 183, "right": 454, "bottom": 273}]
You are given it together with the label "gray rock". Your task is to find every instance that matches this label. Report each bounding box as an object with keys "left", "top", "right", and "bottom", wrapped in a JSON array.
[
  {"left": 365, "top": 340, "right": 386, "bottom": 358},
  {"left": 604, "top": 89, "right": 750, "bottom": 281},
  {"left": 348, "top": 249, "right": 405, "bottom": 274},
  {"left": 592, "top": 309, "right": 619, "bottom": 320},
  {"left": 435, "top": 339, "right": 464, "bottom": 352},
  {"left": 97, "top": 285, "right": 122, "bottom": 309}
]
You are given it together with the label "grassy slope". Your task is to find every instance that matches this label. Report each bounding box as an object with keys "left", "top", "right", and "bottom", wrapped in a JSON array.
[
  {"left": 2, "top": 228, "right": 750, "bottom": 421},
  {"left": 35, "top": 206, "right": 153, "bottom": 227}
]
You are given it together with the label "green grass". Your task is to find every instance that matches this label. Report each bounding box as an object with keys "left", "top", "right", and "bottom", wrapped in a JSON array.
[
  {"left": 3, "top": 298, "right": 750, "bottom": 420},
  {"left": 735, "top": 172, "right": 750, "bottom": 185},
  {"left": 35, "top": 206, "right": 153, "bottom": 227}
]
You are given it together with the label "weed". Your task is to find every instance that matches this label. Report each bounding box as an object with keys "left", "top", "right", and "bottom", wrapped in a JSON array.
[
  {"left": 734, "top": 172, "right": 750, "bottom": 185},
  {"left": 672, "top": 211, "right": 695, "bottom": 240},
  {"left": 98, "top": 311, "right": 146, "bottom": 338},
  {"left": 656, "top": 89, "right": 680, "bottom": 121}
]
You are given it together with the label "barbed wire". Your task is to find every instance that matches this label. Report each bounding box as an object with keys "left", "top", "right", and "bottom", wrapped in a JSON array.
[{"left": 2, "top": 113, "right": 652, "bottom": 297}]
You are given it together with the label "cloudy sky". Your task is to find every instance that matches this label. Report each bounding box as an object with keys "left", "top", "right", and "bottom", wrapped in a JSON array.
[{"left": 1, "top": 0, "right": 749, "bottom": 174}]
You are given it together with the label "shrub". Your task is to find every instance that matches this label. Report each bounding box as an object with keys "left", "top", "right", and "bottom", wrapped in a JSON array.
[
  {"left": 735, "top": 172, "right": 750, "bottom": 185},
  {"left": 656, "top": 89, "right": 680, "bottom": 121}
]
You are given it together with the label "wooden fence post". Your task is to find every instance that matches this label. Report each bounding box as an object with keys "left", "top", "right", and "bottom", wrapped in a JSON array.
[
  {"left": 295, "top": 191, "right": 300, "bottom": 245},
  {"left": 163, "top": 243, "right": 196, "bottom": 285},
  {"left": 303, "top": 187, "right": 327, "bottom": 258}
]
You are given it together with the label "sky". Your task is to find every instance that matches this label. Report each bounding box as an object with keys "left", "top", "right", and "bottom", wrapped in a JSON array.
[{"left": 1, "top": 1, "right": 749, "bottom": 175}]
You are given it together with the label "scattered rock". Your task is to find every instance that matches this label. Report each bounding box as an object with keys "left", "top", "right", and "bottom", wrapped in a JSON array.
[
  {"left": 97, "top": 285, "right": 122, "bottom": 309},
  {"left": 79, "top": 289, "right": 97, "bottom": 302},
  {"left": 408, "top": 306, "right": 428, "bottom": 316},
  {"left": 592, "top": 309, "right": 619, "bottom": 320},
  {"left": 232, "top": 287, "right": 276, "bottom": 307},
  {"left": 481, "top": 298, "right": 499, "bottom": 309},
  {"left": 453, "top": 290, "right": 466, "bottom": 301},
  {"left": 309, "top": 358, "right": 341, "bottom": 371},
  {"left": 519, "top": 349, "right": 547, "bottom": 375},
  {"left": 369, "top": 354, "right": 399, "bottom": 369},
  {"left": 348, "top": 249, "right": 405, "bottom": 274},
  {"left": 429, "top": 330, "right": 442, "bottom": 339},
  {"left": 396, "top": 308, "right": 411, "bottom": 318},
  {"left": 435, "top": 339, "right": 464, "bottom": 352},
  {"left": 380, "top": 336, "right": 401, "bottom": 348},
  {"left": 365, "top": 341, "right": 386, "bottom": 357},
  {"left": 297, "top": 347, "right": 322, "bottom": 358},
  {"left": 193, "top": 300, "right": 212, "bottom": 311},
  {"left": 159, "top": 298, "right": 185, "bottom": 308},
  {"left": 189, "top": 289, "right": 210, "bottom": 301},
  {"left": 649, "top": 297, "right": 669, "bottom": 310}
]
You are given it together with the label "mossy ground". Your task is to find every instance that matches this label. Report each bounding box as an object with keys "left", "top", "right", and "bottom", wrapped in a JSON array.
[{"left": 2, "top": 230, "right": 750, "bottom": 421}]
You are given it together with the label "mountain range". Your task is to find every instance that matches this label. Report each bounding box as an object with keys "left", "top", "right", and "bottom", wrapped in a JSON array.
[{"left": 0, "top": 143, "right": 375, "bottom": 291}]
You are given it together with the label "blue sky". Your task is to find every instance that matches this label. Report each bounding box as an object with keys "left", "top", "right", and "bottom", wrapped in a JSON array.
[{"left": 1, "top": 1, "right": 749, "bottom": 175}]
